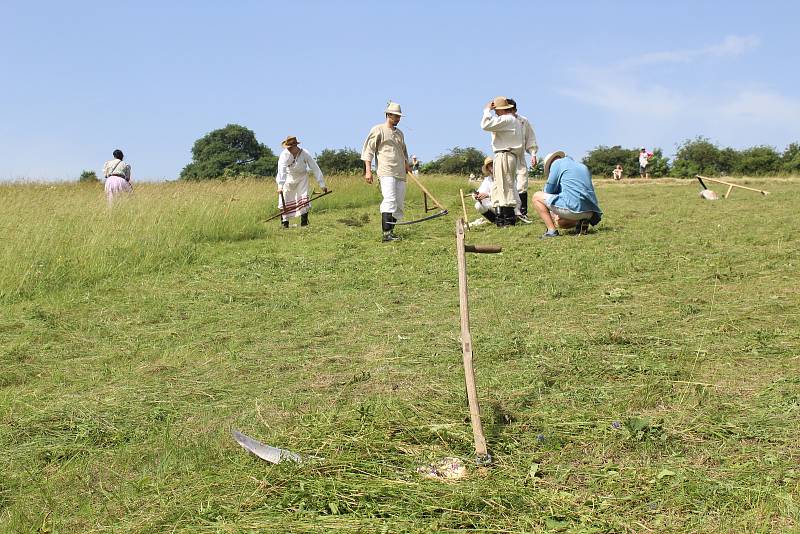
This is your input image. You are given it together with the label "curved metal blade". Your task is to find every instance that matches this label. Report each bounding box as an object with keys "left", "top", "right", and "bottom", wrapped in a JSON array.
[
  {"left": 231, "top": 429, "right": 302, "bottom": 464},
  {"left": 388, "top": 209, "right": 448, "bottom": 226}
]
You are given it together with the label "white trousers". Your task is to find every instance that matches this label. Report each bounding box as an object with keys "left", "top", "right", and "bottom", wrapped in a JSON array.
[
  {"left": 474, "top": 199, "right": 494, "bottom": 214},
  {"left": 379, "top": 176, "right": 406, "bottom": 220}
]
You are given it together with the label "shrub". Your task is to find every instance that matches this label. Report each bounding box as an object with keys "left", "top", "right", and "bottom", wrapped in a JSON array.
[
  {"left": 79, "top": 170, "right": 99, "bottom": 183},
  {"left": 733, "top": 146, "right": 780, "bottom": 176},
  {"left": 316, "top": 148, "right": 363, "bottom": 175},
  {"left": 422, "top": 147, "right": 488, "bottom": 176}
]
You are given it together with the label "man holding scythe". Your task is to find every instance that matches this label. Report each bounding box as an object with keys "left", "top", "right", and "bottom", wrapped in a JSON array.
[
  {"left": 361, "top": 101, "right": 413, "bottom": 242},
  {"left": 275, "top": 136, "right": 327, "bottom": 228}
]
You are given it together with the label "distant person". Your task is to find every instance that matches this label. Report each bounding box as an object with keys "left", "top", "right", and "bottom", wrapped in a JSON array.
[
  {"left": 481, "top": 96, "right": 524, "bottom": 227},
  {"left": 612, "top": 164, "right": 623, "bottom": 180},
  {"left": 532, "top": 151, "right": 602, "bottom": 238},
  {"left": 471, "top": 156, "right": 497, "bottom": 226},
  {"left": 639, "top": 147, "right": 652, "bottom": 179},
  {"left": 506, "top": 98, "right": 538, "bottom": 221},
  {"left": 275, "top": 136, "right": 327, "bottom": 228},
  {"left": 361, "top": 101, "right": 412, "bottom": 242},
  {"left": 410, "top": 155, "right": 421, "bottom": 176},
  {"left": 102, "top": 149, "right": 132, "bottom": 204}
]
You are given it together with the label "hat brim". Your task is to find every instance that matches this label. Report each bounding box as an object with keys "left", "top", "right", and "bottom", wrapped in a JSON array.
[
  {"left": 385, "top": 110, "right": 403, "bottom": 117},
  {"left": 494, "top": 104, "right": 514, "bottom": 110},
  {"left": 542, "top": 150, "right": 566, "bottom": 179}
]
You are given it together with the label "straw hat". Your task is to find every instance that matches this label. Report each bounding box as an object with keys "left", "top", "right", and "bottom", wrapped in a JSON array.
[
  {"left": 385, "top": 101, "right": 403, "bottom": 116},
  {"left": 492, "top": 96, "right": 514, "bottom": 110},
  {"left": 281, "top": 136, "right": 299, "bottom": 148},
  {"left": 481, "top": 156, "right": 494, "bottom": 176},
  {"left": 542, "top": 151, "right": 566, "bottom": 178}
]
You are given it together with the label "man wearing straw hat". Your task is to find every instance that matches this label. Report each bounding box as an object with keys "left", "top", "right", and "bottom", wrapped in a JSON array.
[
  {"left": 532, "top": 151, "right": 602, "bottom": 238},
  {"left": 361, "top": 101, "right": 412, "bottom": 242},
  {"left": 276, "top": 136, "right": 327, "bottom": 228},
  {"left": 470, "top": 156, "right": 498, "bottom": 226},
  {"left": 481, "top": 96, "right": 524, "bottom": 227}
]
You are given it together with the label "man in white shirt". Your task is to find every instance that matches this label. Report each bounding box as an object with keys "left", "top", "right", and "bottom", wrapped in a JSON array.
[
  {"left": 276, "top": 136, "right": 327, "bottom": 228},
  {"left": 471, "top": 156, "right": 497, "bottom": 226},
  {"left": 507, "top": 98, "right": 538, "bottom": 221},
  {"left": 481, "top": 96, "right": 524, "bottom": 227},
  {"left": 361, "top": 102, "right": 413, "bottom": 242}
]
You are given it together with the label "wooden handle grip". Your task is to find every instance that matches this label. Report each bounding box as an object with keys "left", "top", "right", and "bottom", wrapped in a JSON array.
[{"left": 464, "top": 244, "right": 502, "bottom": 254}]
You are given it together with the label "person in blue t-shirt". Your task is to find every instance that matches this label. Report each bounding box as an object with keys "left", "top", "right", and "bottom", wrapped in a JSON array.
[{"left": 531, "top": 151, "right": 603, "bottom": 238}]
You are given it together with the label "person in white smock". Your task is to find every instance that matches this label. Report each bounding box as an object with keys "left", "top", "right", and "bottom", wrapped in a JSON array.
[{"left": 275, "top": 136, "right": 327, "bottom": 228}]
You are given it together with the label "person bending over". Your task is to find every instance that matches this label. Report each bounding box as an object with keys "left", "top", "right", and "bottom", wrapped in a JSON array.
[{"left": 532, "top": 151, "right": 602, "bottom": 238}]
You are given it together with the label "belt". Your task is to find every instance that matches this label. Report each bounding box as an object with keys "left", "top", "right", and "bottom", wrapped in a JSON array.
[
  {"left": 110, "top": 174, "right": 127, "bottom": 178},
  {"left": 493, "top": 149, "right": 513, "bottom": 154}
]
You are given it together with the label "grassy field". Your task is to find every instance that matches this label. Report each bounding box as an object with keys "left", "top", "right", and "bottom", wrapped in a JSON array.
[{"left": 1, "top": 175, "right": 798, "bottom": 533}]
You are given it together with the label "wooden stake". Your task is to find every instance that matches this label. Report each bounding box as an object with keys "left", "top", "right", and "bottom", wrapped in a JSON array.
[
  {"left": 459, "top": 189, "right": 470, "bottom": 230},
  {"left": 408, "top": 173, "right": 447, "bottom": 210},
  {"left": 725, "top": 185, "right": 734, "bottom": 199},
  {"left": 455, "top": 218, "right": 501, "bottom": 461}
]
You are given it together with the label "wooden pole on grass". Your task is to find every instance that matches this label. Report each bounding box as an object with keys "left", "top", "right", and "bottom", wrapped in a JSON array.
[
  {"left": 456, "top": 218, "right": 501, "bottom": 463},
  {"left": 459, "top": 189, "right": 470, "bottom": 230}
]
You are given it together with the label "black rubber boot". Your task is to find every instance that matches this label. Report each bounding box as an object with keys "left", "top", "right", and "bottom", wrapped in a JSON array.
[
  {"left": 300, "top": 213, "right": 309, "bottom": 227},
  {"left": 504, "top": 207, "right": 517, "bottom": 226},
  {"left": 381, "top": 213, "right": 399, "bottom": 242},
  {"left": 482, "top": 210, "right": 497, "bottom": 223},
  {"left": 495, "top": 212, "right": 504, "bottom": 227},
  {"left": 519, "top": 192, "right": 528, "bottom": 216}
]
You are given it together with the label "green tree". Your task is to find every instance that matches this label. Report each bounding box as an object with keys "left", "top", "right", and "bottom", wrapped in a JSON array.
[
  {"left": 733, "top": 145, "right": 780, "bottom": 176},
  {"left": 78, "top": 170, "right": 99, "bottom": 183},
  {"left": 315, "top": 148, "right": 363, "bottom": 175},
  {"left": 782, "top": 142, "right": 800, "bottom": 174},
  {"left": 669, "top": 137, "right": 722, "bottom": 177},
  {"left": 180, "top": 124, "right": 277, "bottom": 180},
  {"left": 422, "top": 147, "right": 487, "bottom": 175},
  {"left": 718, "top": 147, "right": 741, "bottom": 175}
]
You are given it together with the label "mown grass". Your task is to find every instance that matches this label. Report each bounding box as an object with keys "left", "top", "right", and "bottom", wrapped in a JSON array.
[{"left": 1, "top": 175, "right": 798, "bottom": 533}]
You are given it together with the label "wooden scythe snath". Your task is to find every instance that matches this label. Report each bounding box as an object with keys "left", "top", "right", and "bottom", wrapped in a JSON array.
[
  {"left": 263, "top": 190, "right": 333, "bottom": 223},
  {"left": 455, "top": 218, "right": 501, "bottom": 464},
  {"left": 696, "top": 175, "right": 770, "bottom": 199},
  {"left": 459, "top": 189, "right": 470, "bottom": 230},
  {"left": 388, "top": 173, "right": 448, "bottom": 226}
]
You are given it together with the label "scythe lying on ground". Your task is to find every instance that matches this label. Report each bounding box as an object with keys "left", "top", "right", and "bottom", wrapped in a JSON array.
[
  {"left": 263, "top": 190, "right": 333, "bottom": 223},
  {"left": 696, "top": 175, "right": 769, "bottom": 199},
  {"left": 388, "top": 173, "right": 448, "bottom": 226}
]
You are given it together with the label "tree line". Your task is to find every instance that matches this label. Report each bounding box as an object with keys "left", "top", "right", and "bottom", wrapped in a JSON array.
[{"left": 77, "top": 124, "right": 798, "bottom": 181}]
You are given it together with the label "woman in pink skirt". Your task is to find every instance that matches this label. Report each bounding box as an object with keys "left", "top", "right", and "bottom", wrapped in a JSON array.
[{"left": 102, "top": 149, "right": 132, "bottom": 204}]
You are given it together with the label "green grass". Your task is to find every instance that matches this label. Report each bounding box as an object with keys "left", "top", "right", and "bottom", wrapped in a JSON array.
[{"left": 1, "top": 176, "right": 798, "bottom": 533}]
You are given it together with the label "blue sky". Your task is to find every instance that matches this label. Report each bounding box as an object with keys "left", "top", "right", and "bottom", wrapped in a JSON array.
[{"left": 1, "top": 0, "right": 798, "bottom": 181}]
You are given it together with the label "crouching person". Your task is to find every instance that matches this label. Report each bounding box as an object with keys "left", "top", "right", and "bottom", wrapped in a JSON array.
[
  {"left": 471, "top": 157, "right": 497, "bottom": 226},
  {"left": 532, "top": 151, "right": 602, "bottom": 238}
]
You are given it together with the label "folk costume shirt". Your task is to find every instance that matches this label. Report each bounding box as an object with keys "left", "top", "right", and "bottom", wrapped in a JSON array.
[
  {"left": 480, "top": 110, "right": 524, "bottom": 153},
  {"left": 276, "top": 148, "right": 326, "bottom": 191},
  {"left": 102, "top": 158, "right": 131, "bottom": 181},
  {"left": 518, "top": 115, "right": 538, "bottom": 160},
  {"left": 361, "top": 124, "right": 409, "bottom": 181}
]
